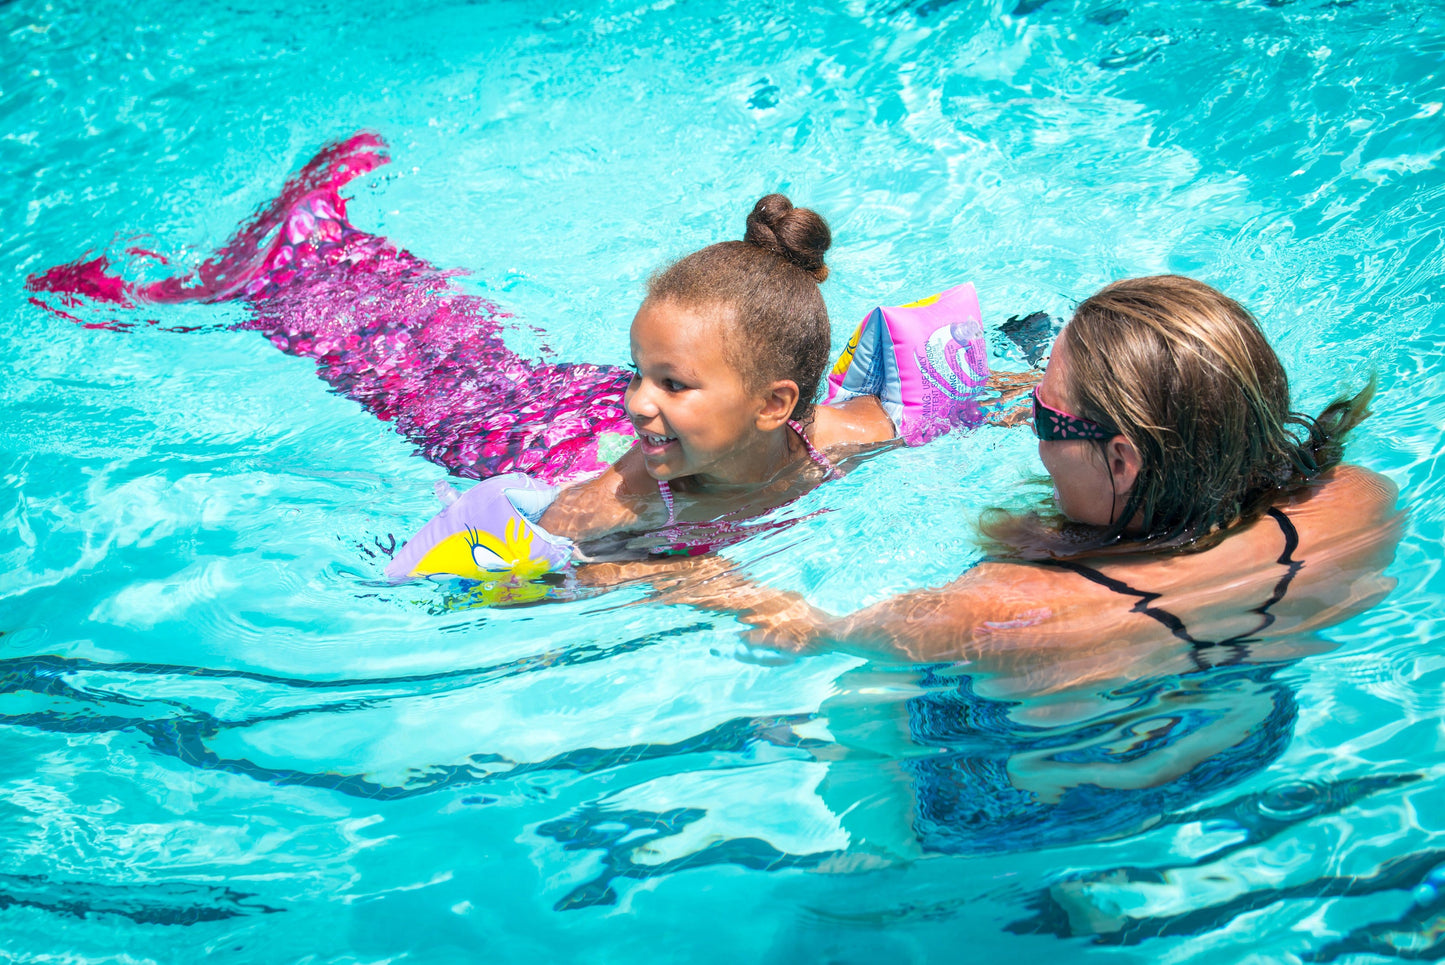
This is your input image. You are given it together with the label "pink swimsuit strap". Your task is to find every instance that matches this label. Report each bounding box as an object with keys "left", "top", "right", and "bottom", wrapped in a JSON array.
[
  {"left": 657, "top": 477, "right": 678, "bottom": 528},
  {"left": 789, "top": 418, "right": 843, "bottom": 480},
  {"left": 655, "top": 420, "right": 839, "bottom": 527}
]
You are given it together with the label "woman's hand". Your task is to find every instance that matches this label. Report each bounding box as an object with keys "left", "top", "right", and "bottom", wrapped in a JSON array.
[
  {"left": 984, "top": 369, "right": 1042, "bottom": 427},
  {"left": 656, "top": 555, "right": 831, "bottom": 652}
]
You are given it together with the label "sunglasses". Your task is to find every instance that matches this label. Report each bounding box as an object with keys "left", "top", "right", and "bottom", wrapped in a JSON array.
[{"left": 1031, "top": 386, "right": 1116, "bottom": 442}]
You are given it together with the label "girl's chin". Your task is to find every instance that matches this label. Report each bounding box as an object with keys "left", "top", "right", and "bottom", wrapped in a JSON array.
[{"left": 641, "top": 453, "right": 686, "bottom": 481}]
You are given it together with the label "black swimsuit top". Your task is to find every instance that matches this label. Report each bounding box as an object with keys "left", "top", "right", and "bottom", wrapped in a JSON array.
[{"left": 1040, "top": 508, "right": 1302, "bottom": 670}]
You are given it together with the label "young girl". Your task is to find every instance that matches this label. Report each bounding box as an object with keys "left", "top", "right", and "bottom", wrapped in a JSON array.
[
  {"left": 537, "top": 193, "right": 910, "bottom": 559},
  {"left": 28, "top": 133, "right": 994, "bottom": 582}
]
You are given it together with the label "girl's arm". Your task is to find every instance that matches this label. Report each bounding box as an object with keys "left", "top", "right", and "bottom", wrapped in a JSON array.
[
  {"left": 810, "top": 395, "right": 898, "bottom": 447},
  {"left": 540, "top": 446, "right": 664, "bottom": 542}
]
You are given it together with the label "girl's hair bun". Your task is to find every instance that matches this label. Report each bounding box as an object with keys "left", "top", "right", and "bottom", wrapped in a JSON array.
[{"left": 743, "top": 194, "right": 831, "bottom": 283}]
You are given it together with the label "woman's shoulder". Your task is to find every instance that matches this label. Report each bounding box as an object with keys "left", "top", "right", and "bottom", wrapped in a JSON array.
[
  {"left": 1272, "top": 464, "right": 1399, "bottom": 553},
  {"left": 835, "top": 466, "right": 1402, "bottom": 671},
  {"left": 1067, "top": 465, "right": 1401, "bottom": 631},
  {"left": 1282, "top": 464, "right": 1398, "bottom": 519},
  {"left": 1082, "top": 465, "right": 1400, "bottom": 580}
]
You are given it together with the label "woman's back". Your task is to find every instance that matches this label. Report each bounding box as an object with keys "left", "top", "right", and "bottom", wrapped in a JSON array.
[{"left": 840, "top": 466, "right": 1401, "bottom": 684}]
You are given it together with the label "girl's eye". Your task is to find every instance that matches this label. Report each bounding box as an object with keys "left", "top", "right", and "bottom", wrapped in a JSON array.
[
  {"left": 626, "top": 363, "right": 640, "bottom": 381},
  {"left": 663, "top": 378, "right": 686, "bottom": 392}
]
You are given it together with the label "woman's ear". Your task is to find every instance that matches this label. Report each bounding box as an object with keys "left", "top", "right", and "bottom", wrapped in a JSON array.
[
  {"left": 755, "top": 380, "right": 801, "bottom": 431},
  {"left": 1106, "top": 435, "right": 1142, "bottom": 496}
]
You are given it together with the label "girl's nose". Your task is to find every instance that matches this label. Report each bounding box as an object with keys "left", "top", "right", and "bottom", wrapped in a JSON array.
[{"left": 625, "top": 380, "right": 658, "bottom": 419}]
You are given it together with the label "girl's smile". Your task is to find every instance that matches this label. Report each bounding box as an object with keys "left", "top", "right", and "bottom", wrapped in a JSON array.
[{"left": 636, "top": 429, "right": 678, "bottom": 454}]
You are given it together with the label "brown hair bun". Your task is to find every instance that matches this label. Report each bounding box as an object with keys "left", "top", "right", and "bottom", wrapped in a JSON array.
[
  {"left": 743, "top": 194, "right": 831, "bottom": 283},
  {"left": 646, "top": 194, "right": 836, "bottom": 422}
]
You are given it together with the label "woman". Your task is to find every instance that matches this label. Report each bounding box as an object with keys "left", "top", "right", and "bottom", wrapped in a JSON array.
[{"left": 653, "top": 275, "right": 1401, "bottom": 680}]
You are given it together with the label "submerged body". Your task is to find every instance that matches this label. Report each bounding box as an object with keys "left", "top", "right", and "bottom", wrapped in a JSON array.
[
  {"left": 831, "top": 465, "right": 1400, "bottom": 671},
  {"left": 635, "top": 463, "right": 1398, "bottom": 688}
]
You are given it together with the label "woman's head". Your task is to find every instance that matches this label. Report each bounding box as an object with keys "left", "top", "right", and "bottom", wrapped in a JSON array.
[
  {"left": 996, "top": 274, "right": 1371, "bottom": 556},
  {"left": 625, "top": 194, "right": 834, "bottom": 483}
]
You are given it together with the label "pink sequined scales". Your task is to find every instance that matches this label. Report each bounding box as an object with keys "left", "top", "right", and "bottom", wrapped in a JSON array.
[{"left": 25, "top": 133, "right": 635, "bottom": 484}]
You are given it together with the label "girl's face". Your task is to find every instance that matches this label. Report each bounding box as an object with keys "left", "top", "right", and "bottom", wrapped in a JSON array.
[
  {"left": 1035, "top": 332, "right": 1128, "bottom": 527},
  {"left": 625, "top": 299, "right": 784, "bottom": 485}
]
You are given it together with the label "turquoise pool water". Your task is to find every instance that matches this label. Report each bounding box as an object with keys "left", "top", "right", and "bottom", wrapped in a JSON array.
[{"left": 3, "top": 0, "right": 1444, "bottom": 961}]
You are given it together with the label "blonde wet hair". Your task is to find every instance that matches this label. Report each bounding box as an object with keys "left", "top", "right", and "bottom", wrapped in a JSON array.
[{"left": 986, "top": 274, "right": 1373, "bottom": 558}]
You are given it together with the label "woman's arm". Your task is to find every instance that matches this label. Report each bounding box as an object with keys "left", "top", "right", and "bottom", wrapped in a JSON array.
[
  {"left": 649, "top": 560, "right": 1269, "bottom": 693},
  {"left": 655, "top": 469, "right": 1402, "bottom": 674},
  {"left": 643, "top": 555, "right": 1047, "bottom": 660}
]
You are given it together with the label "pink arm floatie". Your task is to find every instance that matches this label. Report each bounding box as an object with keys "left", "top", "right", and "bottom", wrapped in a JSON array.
[{"left": 824, "top": 283, "right": 988, "bottom": 446}]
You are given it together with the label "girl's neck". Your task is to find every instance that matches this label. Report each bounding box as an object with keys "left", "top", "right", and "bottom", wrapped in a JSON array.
[{"left": 685, "top": 424, "right": 806, "bottom": 491}]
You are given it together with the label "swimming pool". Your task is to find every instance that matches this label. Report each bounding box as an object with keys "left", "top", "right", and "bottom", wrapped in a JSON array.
[{"left": 3, "top": 0, "right": 1444, "bottom": 960}]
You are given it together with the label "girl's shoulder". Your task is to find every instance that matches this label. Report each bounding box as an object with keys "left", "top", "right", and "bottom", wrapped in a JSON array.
[
  {"left": 810, "top": 396, "right": 898, "bottom": 449},
  {"left": 541, "top": 446, "right": 666, "bottom": 541}
]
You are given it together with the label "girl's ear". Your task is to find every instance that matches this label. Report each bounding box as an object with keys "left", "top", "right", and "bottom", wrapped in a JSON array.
[{"left": 755, "top": 380, "right": 800, "bottom": 431}]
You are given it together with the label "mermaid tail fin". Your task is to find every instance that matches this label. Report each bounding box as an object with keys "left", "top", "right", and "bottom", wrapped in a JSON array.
[
  {"left": 180, "top": 132, "right": 389, "bottom": 302},
  {"left": 26, "top": 133, "right": 634, "bottom": 485},
  {"left": 26, "top": 133, "right": 389, "bottom": 309}
]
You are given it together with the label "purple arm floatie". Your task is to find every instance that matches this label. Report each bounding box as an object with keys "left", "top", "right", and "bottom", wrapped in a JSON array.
[{"left": 383, "top": 473, "right": 574, "bottom": 582}]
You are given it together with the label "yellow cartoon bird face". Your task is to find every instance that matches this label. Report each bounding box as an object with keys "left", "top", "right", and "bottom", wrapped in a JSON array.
[
  {"left": 410, "top": 517, "right": 554, "bottom": 583},
  {"left": 467, "top": 518, "right": 553, "bottom": 582}
]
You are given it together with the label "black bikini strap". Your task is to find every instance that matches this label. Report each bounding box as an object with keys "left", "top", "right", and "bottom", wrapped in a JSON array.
[
  {"left": 1243, "top": 508, "right": 1303, "bottom": 639},
  {"left": 1268, "top": 506, "right": 1301, "bottom": 561},
  {"left": 1040, "top": 508, "right": 1303, "bottom": 670},
  {"left": 1042, "top": 558, "right": 1210, "bottom": 653}
]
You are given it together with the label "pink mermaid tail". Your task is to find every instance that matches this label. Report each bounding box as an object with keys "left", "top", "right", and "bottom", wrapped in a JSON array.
[{"left": 26, "top": 133, "right": 635, "bottom": 484}]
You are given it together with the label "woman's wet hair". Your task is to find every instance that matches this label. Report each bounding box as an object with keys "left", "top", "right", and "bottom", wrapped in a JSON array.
[
  {"left": 646, "top": 194, "right": 832, "bottom": 421},
  {"left": 985, "top": 274, "right": 1373, "bottom": 558}
]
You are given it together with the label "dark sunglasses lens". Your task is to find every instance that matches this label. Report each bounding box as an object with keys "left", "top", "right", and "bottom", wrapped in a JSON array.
[
  {"left": 1031, "top": 390, "right": 1057, "bottom": 440},
  {"left": 1031, "top": 388, "right": 1110, "bottom": 442}
]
